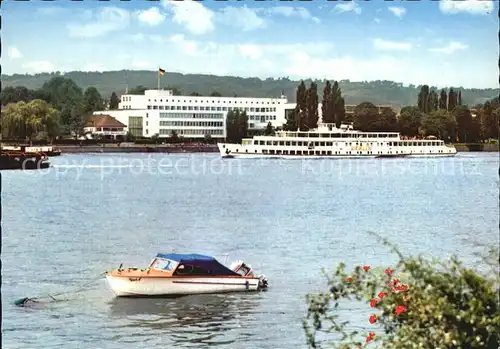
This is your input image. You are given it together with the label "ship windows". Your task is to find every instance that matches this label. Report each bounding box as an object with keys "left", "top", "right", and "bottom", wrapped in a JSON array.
[
  {"left": 297, "top": 151, "right": 302, "bottom": 155},
  {"left": 277, "top": 150, "right": 282, "bottom": 155},
  {"left": 310, "top": 133, "right": 319, "bottom": 138},
  {"left": 279, "top": 141, "right": 285, "bottom": 146},
  {"left": 320, "top": 142, "right": 325, "bottom": 146},
  {"left": 270, "top": 150, "right": 275, "bottom": 154},
  {"left": 291, "top": 141, "right": 296, "bottom": 146},
  {"left": 273, "top": 141, "right": 278, "bottom": 146},
  {"left": 263, "top": 149, "right": 268, "bottom": 154},
  {"left": 290, "top": 150, "right": 295, "bottom": 155}
]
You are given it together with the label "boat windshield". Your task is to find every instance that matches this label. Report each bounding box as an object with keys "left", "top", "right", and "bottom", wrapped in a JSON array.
[{"left": 150, "top": 258, "right": 177, "bottom": 271}]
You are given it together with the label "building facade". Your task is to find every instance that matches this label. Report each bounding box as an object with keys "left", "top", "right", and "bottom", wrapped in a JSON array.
[
  {"left": 95, "top": 89, "right": 291, "bottom": 139},
  {"left": 93, "top": 89, "right": 393, "bottom": 139}
]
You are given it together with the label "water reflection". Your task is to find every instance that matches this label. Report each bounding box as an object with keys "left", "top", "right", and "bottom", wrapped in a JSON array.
[{"left": 107, "top": 293, "right": 262, "bottom": 346}]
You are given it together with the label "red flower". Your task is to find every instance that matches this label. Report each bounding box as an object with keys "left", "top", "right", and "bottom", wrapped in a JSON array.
[
  {"left": 378, "top": 291, "right": 387, "bottom": 299},
  {"left": 369, "top": 314, "right": 378, "bottom": 324},
  {"left": 396, "top": 284, "right": 409, "bottom": 292},
  {"left": 385, "top": 268, "right": 393, "bottom": 276},
  {"left": 345, "top": 276, "right": 353, "bottom": 282},
  {"left": 363, "top": 265, "right": 371, "bottom": 272},
  {"left": 369, "top": 298, "right": 379, "bottom": 307},
  {"left": 366, "top": 332, "right": 376, "bottom": 343},
  {"left": 394, "top": 305, "right": 407, "bottom": 316}
]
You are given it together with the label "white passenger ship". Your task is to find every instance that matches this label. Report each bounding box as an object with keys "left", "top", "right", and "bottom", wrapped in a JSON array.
[{"left": 217, "top": 122, "right": 457, "bottom": 159}]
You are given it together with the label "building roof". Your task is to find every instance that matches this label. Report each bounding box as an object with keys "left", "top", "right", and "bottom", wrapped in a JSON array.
[{"left": 85, "top": 114, "right": 126, "bottom": 128}]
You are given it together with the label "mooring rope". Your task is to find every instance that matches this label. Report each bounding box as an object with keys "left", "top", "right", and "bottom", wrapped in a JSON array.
[{"left": 15, "top": 271, "right": 107, "bottom": 307}]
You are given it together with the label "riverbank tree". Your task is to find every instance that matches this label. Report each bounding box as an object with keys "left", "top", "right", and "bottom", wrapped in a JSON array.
[
  {"left": 226, "top": 109, "right": 248, "bottom": 143},
  {"left": 1, "top": 99, "right": 60, "bottom": 144},
  {"left": 303, "top": 234, "right": 499, "bottom": 348}
]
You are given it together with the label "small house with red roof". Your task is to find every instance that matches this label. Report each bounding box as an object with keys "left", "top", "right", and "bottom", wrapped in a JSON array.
[{"left": 84, "top": 114, "right": 127, "bottom": 140}]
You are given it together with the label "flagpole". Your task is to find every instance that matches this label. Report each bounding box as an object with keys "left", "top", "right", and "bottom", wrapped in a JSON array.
[{"left": 157, "top": 66, "right": 160, "bottom": 90}]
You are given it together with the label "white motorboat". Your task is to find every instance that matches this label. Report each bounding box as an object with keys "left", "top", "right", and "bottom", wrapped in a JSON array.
[{"left": 105, "top": 253, "right": 268, "bottom": 297}]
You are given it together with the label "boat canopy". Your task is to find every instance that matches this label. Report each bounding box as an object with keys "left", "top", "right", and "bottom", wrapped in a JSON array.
[{"left": 155, "top": 253, "right": 239, "bottom": 276}]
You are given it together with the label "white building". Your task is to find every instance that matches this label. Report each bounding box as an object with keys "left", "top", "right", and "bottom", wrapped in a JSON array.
[{"left": 94, "top": 89, "right": 294, "bottom": 139}]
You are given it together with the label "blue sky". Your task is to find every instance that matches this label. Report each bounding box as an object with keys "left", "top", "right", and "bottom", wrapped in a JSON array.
[{"left": 2, "top": 0, "right": 498, "bottom": 88}]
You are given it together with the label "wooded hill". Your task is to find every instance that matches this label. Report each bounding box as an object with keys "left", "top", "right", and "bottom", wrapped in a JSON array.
[{"left": 2, "top": 70, "right": 498, "bottom": 110}]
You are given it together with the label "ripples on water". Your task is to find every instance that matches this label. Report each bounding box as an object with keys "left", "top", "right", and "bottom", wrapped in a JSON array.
[{"left": 2, "top": 153, "right": 498, "bottom": 348}]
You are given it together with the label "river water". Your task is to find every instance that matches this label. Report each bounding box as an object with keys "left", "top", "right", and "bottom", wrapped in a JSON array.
[{"left": 1, "top": 153, "right": 498, "bottom": 349}]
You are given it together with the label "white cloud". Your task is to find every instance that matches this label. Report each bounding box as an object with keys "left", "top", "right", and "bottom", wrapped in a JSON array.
[
  {"left": 7, "top": 47, "right": 23, "bottom": 59},
  {"left": 163, "top": 0, "right": 215, "bottom": 35},
  {"left": 333, "top": 1, "right": 362, "bottom": 14},
  {"left": 439, "top": 0, "right": 494, "bottom": 15},
  {"left": 169, "top": 34, "right": 198, "bottom": 55},
  {"left": 218, "top": 6, "right": 266, "bottom": 31},
  {"left": 265, "top": 6, "right": 320, "bottom": 23},
  {"left": 137, "top": 7, "right": 166, "bottom": 26},
  {"left": 374, "top": 18, "right": 381, "bottom": 23},
  {"left": 388, "top": 7, "right": 406, "bottom": 18},
  {"left": 428, "top": 41, "right": 468, "bottom": 54},
  {"left": 372, "top": 38, "right": 412, "bottom": 51},
  {"left": 22, "top": 61, "right": 56, "bottom": 73},
  {"left": 67, "top": 7, "right": 130, "bottom": 38},
  {"left": 238, "top": 44, "right": 262, "bottom": 60}
]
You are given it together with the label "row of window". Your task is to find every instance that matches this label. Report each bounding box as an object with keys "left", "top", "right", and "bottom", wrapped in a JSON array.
[
  {"left": 145, "top": 98, "right": 283, "bottom": 105},
  {"left": 250, "top": 140, "right": 445, "bottom": 147},
  {"left": 159, "top": 113, "right": 224, "bottom": 119},
  {"left": 159, "top": 129, "right": 224, "bottom": 135},
  {"left": 159, "top": 121, "right": 224, "bottom": 127},
  {"left": 147, "top": 105, "right": 277, "bottom": 112},
  {"left": 249, "top": 115, "right": 277, "bottom": 121},
  {"left": 277, "top": 132, "right": 400, "bottom": 139}
]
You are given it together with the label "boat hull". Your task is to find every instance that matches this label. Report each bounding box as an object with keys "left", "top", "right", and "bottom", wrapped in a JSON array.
[
  {"left": 217, "top": 143, "right": 457, "bottom": 159},
  {"left": 106, "top": 274, "right": 261, "bottom": 297}
]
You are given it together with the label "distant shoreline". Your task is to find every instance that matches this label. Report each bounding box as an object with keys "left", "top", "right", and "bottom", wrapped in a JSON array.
[{"left": 53, "top": 143, "right": 498, "bottom": 154}]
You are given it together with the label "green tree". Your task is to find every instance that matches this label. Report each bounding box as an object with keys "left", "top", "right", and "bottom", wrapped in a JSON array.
[
  {"left": 417, "top": 85, "right": 429, "bottom": 113},
  {"left": 190, "top": 92, "right": 202, "bottom": 96},
  {"left": 330, "top": 81, "right": 346, "bottom": 128},
  {"left": 480, "top": 102, "right": 499, "bottom": 140},
  {"left": 353, "top": 102, "right": 379, "bottom": 132},
  {"left": 225, "top": 109, "right": 248, "bottom": 143},
  {"left": 453, "top": 105, "right": 473, "bottom": 142},
  {"left": 427, "top": 89, "right": 439, "bottom": 112},
  {"left": 439, "top": 89, "right": 448, "bottom": 110},
  {"left": 448, "top": 88, "right": 458, "bottom": 111},
  {"left": 420, "top": 109, "right": 456, "bottom": 141},
  {"left": 283, "top": 109, "right": 298, "bottom": 131},
  {"left": 264, "top": 121, "right": 275, "bottom": 136},
  {"left": 398, "top": 106, "right": 423, "bottom": 137},
  {"left": 295, "top": 81, "right": 307, "bottom": 131},
  {"left": 374, "top": 108, "right": 398, "bottom": 132},
  {"left": 83, "top": 86, "right": 104, "bottom": 114},
  {"left": 109, "top": 92, "right": 119, "bottom": 110},
  {"left": 303, "top": 235, "right": 499, "bottom": 349},
  {"left": 458, "top": 91, "right": 462, "bottom": 106},
  {"left": 321, "top": 81, "right": 333, "bottom": 124},
  {"left": 128, "top": 85, "right": 148, "bottom": 95},
  {"left": 1, "top": 100, "right": 60, "bottom": 144},
  {"left": 210, "top": 91, "right": 222, "bottom": 97},
  {"left": 305, "top": 82, "right": 319, "bottom": 130}
]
